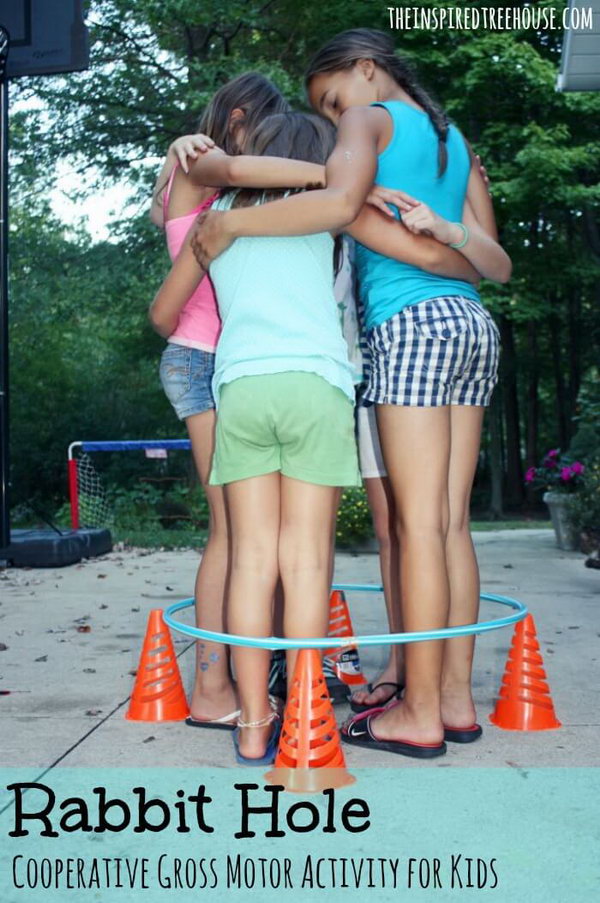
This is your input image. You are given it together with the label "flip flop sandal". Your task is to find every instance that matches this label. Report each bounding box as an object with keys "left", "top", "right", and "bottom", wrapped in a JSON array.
[
  {"left": 346, "top": 711, "right": 482, "bottom": 746},
  {"left": 185, "top": 710, "right": 240, "bottom": 731},
  {"left": 444, "top": 723, "right": 482, "bottom": 743},
  {"left": 232, "top": 713, "right": 282, "bottom": 767},
  {"left": 185, "top": 695, "right": 280, "bottom": 731},
  {"left": 349, "top": 681, "right": 404, "bottom": 714},
  {"left": 342, "top": 712, "right": 446, "bottom": 759},
  {"left": 341, "top": 706, "right": 386, "bottom": 737}
]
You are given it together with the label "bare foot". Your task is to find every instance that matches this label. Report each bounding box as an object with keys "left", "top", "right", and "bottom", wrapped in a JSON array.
[
  {"left": 441, "top": 685, "right": 477, "bottom": 730},
  {"left": 350, "top": 664, "right": 404, "bottom": 708},
  {"left": 368, "top": 699, "right": 444, "bottom": 745},
  {"left": 189, "top": 682, "right": 239, "bottom": 724},
  {"left": 237, "top": 713, "right": 278, "bottom": 759}
]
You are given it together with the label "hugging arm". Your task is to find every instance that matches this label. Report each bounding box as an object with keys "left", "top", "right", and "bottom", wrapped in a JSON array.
[
  {"left": 148, "top": 243, "right": 206, "bottom": 338},
  {"left": 150, "top": 151, "right": 178, "bottom": 228},
  {"left": 464, "top": 151, "right": 498, "bottom": 240},
  {"left": 150, "top": 144, "right": 326, "bottom": 228},
  {"left": 346, "top": 206, "right": 479, "bottom": 283},
  {"left": 150, "top": 133, "right": 216, "bottom": 227},
  {"left": 217, "top": 107, "right": 380, "bottom": 238},
  {"left": 187, "top": 149, "right": 325, "bottom": 190},
  {"left": 460, "top": 198, "right": 512, "bottom": 283},
  {"left": 386, "top": 173, "right": 511, "bottom": 284}
]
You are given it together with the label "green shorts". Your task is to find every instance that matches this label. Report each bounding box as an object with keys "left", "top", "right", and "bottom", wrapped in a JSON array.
[{"left": 209, "top": 372, "right": 361, "bottom": 487}]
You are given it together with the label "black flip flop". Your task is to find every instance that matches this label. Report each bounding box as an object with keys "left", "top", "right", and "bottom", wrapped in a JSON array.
[
  {"left": 342, "top": 713, "right": 446, "bottom": 759},
  {"left": 349, "top": 681, "right": 404, "bottom": 714},
  {"left": 444, "top": 723, "right": 482, "bottom": 743}
]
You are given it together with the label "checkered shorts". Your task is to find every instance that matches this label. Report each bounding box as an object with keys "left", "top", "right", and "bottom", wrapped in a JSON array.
[{"left": 363, "top": 296, "right": 500, "bottom": 407}]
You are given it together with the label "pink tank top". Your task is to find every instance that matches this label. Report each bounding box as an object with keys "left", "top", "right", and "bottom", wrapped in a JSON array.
[{"left": 164, "top": 166, "right": 221, "bottom": 352}]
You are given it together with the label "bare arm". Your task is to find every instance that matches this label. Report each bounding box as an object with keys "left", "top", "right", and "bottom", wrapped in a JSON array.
[
  {"left": 150, "top": 144, "right": 326, "bottom": 227},
  {"left": 221, "top": 107, "right": 380, "bottom": 235},
  {"left": 148, "top": 242, "right": 206, "bottom": 338},
  {"left": 382, "top": 186, "right": 511, "bottom": 284},
  {"left": 150, "top": 146, "right": 179, "bottom": 228},
  {"left": 464, "top": 150, "right": 498, "bottom": 239},
  {"left": 187, "top": 149, "right": 325, "bottom": 190},
  {"left": 346, "top": 206, "right": 480, "bottom": 283},
  {"left": 189, "top": 107, "right": 383, "bottom": 267},
  {"left": 150, "top": 134, "right": 217, "bottom": 227},
  {"left": 460, "top": 199, "right": 512, "bottom": 282}
]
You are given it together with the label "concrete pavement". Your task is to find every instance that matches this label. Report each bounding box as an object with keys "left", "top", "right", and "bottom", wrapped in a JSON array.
[{"left": 0, "top": 530, "right": 598, "bottom": 771}]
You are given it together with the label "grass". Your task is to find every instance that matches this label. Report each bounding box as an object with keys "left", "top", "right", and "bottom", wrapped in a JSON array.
[
  {"left": 470, "top": 519, "right": 552, "bottom": 531},
  {"left": 112, "top": 526, "right": 208, "bottom": 549},
  {"left": 110, "top": 518, "right": 551, "bottom": 551}
]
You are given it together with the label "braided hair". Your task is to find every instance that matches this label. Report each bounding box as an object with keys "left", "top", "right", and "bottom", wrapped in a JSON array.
[{"left": 305, "top": 29, "right": 450, "bottom": 176}]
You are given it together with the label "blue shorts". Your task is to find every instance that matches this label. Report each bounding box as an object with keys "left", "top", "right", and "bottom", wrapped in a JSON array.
[{"left": 159, "top": 344, "right": 215, "bottom": 420}]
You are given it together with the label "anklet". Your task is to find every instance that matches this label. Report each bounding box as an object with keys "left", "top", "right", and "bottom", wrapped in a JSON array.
[{"left": 237, "top": 710, "right": 278, "bottom": 729}]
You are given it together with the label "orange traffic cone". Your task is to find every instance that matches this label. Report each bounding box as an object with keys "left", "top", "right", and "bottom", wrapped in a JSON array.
[
  {"left": 266, "top": 648, "right": 355, "bottom": 792},
  {"left": 489, "top": 614, "right": 561, "bottom": 731},
  {"left": 126, "top": 609, "right": 190, "bottom": 722},
  {"left": 324, "top": 590, "right": 365, "bottom": 687}
]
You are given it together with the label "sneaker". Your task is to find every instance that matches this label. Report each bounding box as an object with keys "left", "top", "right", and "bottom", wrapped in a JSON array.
[
  {"left": 268, "top": 650, "right": 287, "bottom": 702},
  {"left": 322, "top": 656, "right": 351, "bottom": 705}
]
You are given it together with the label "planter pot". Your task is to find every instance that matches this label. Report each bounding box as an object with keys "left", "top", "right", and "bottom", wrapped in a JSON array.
[{"left": 543, "top": 491, "right": 579, "bottom": 551}]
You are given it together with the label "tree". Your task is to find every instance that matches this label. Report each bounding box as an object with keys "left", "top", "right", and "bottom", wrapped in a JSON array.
[{"left": 9, "top": 0, "right": 600, "bottom": 514}]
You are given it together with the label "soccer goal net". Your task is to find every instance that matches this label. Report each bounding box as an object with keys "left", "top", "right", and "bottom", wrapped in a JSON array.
[{"left": 67, "top": 440, "right": 192, "bottom": 530}]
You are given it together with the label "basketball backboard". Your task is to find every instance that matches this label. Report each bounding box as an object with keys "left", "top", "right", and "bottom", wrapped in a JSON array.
[{"left": 0, "top": 0, "right": 88, "bottom": 79}]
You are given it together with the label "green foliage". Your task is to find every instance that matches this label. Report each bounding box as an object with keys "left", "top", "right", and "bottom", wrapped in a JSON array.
[
  {"left": 569, "top": 463, "right": 600, "bottom": 543},
  {"left": 7, "top": 0, "right": 600, "bottom": 520},
  {"left": 569, "top": 370, "right": 600, "bottom": 463},
  {"left": 335, "top": 487, "right": 374, "bottom": 547},
  {"left": 9, "top": 204, "right": 177, "bottom": 505},
  {"left": 54, "top": 479, "right": 210, "bottom": 541}
]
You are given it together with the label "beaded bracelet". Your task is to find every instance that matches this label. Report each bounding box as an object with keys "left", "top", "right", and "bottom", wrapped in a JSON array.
[{"left": 449, "top": 223, "right": 470, "bottom": 249}]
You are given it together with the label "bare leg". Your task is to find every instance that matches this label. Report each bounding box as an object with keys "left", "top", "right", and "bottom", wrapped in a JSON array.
[
  {"left": 441, "top": 405, "right": 485, "bottom": 729},
  {"left": 351, "top": 475, "right": 404, "bottom": 707},
  {"left": 225, "top": 473, "right": 280, "bottom": 758},
  {"left": 279, "top": 477, "right": 339, "bottom": 687},
  {"left": 367, "top": 405, "right": 451, "bottom": 745},
  {"left": 185, "top": 411, "right": 236, "bottom": 721},
  {"left": 283, "top": 487, "right": 341, "bottom": 690}
]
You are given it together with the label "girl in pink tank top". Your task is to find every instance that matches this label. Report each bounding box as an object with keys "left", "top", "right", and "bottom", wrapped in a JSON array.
[
  {"left": 152, "top": 74, "right": 291, "bottom": 735},
  {"left": 162, "top": 168, "right": 221, "bottom": 352}
]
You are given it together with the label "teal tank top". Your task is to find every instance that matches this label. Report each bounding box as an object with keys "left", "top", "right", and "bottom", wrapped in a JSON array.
[
  {"left": 208, "top": 193, "right": 355, "bottom": 406},
  {"left": 355, "top": 100, "right": 481, "bottom": 330}
]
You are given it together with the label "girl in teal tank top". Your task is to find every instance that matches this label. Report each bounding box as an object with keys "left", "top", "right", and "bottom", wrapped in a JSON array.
[{"left": 191, "top": 29, "right": 512, "bottom": 759}]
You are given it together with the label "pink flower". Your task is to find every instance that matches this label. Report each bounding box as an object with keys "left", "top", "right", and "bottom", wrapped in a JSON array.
[
  {"left": 525, "top": 467, "right": 536, "bottom": 483},
  {"left": 547, "top": 449, "right": 559, "bottom": 457},
  {"left": 560, "top": 467, "right": 573, "bottom": 481},
  {"left": 544, "top": 449, "right": 560, "bottom": 467},
  {"left": 570, "top": 462, "right": 584, "bottom": 475}
]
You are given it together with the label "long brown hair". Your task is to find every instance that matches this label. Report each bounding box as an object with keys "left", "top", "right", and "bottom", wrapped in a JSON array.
[
  {"left": 198, "top": 72, "right": 290, "bottom": 155},
  {"left": 226, "top": 111, "right": 335, "bottom": 207},
  {"left": 306, "top": 29, "right": 450, "bottom": 176},
  {"left": 224, "top": 111, "right": 342, "bottom": 270}
]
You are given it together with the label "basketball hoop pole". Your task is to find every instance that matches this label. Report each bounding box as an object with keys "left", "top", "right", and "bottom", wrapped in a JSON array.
[
  {"left": 0, "top": 26, "right": 9, "bottom": 550},
  {"left": 0, "top": 4, "right": 89, "bottom": 558}
]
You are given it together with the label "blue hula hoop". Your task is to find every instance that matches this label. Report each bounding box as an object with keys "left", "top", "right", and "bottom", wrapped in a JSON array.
[{"left": 163, "top": 583, "right": 527, "bottom": 650}]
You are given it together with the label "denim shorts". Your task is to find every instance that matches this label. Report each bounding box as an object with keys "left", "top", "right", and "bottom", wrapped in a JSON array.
[
  {"left": 159, "top": 344, "right": 216, "bottom": 420},
  {"left": 363, "top": 296, "right": 500, "bottom": 407}
]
